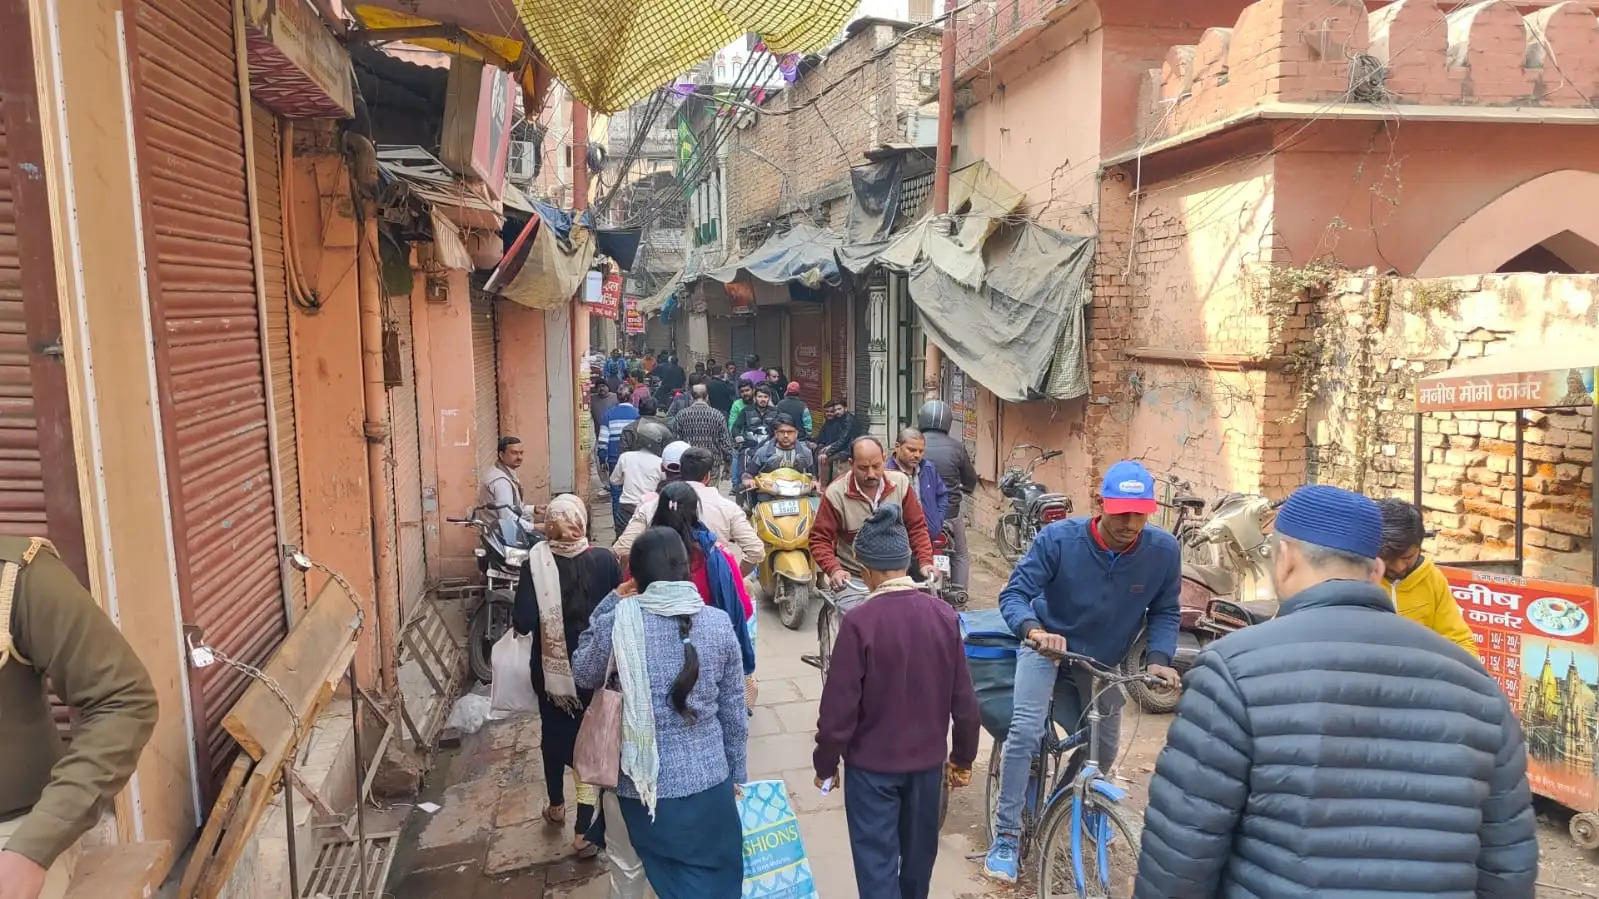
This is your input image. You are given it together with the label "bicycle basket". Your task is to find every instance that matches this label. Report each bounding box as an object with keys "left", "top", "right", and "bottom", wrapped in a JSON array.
[{"left": 961, "top": 609, "right": 1021, "bottom": 740}]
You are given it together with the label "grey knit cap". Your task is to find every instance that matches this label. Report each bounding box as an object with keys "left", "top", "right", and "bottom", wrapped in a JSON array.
[{"left": 854, "top": 502, "right": 912, "bottom": 572}]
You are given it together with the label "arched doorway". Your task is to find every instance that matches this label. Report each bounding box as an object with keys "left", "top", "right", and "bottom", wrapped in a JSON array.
[{"left": 1417, "top": 170, "right": 1599, "bottom": 276}]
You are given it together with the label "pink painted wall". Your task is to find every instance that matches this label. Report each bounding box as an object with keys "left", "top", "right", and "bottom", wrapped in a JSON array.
[
  {"left": 1272, "top": 121, "right": 1599, "bottom": 275},
  {"left": 290, "top": 154, "right": 379, "bottom": 683},
  {"left": 422, "top": 270, "right": 481, "bottom": 577},
  {"left": 497, "top": 303, "right": 551, "bottom": 505}
]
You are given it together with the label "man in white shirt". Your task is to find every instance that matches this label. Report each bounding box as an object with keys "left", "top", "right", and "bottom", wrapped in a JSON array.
[
  {"left": 478, "top": 436, "right": 536, "bottom": 529},
  {"left": 615, "top": 446, "right": 763, "bottom": 571},
  {"left": 609, "top": 442, "right": 664, "bottom": 528}
]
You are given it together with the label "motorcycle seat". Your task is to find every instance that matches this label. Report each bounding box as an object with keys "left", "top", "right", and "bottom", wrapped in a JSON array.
[
  {"left": 1183, "top": 564, "right": 1236, "bottom": 596},
  {"left": 1174, "top": 493, "right": 1206, "bottom": 512},
  {"left": 1238, "top": 599, "right": 1278, "bottom": 624}
]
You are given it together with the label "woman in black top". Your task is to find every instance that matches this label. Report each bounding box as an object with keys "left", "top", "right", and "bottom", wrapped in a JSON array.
[{"left": 513, "top": 493, "right": 622, "bottom": 852}]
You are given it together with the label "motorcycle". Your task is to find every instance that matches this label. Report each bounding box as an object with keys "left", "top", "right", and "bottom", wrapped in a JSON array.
[
  {"left": 996, "top": 445, "right": 1073, "bottom": 564},
  {"left": 1124, "top": 493, "right": 1283, "bottom": 713},
  {"left": 447, "top": 504, "right": 536, "bottom": 683},
  {"left": 930, "top": 525, "right": 968, "bottom": 609},
  {"left": 747, "top": 467, "right": 821, "bottom": 630}
]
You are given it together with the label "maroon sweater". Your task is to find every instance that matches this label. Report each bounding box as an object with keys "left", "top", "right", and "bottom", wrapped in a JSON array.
[{"left": 814, "top": 584, "right": 981, "bottom": 779}]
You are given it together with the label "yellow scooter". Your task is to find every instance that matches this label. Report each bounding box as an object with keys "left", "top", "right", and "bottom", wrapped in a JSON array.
[{"left": 748, "top": 467, "right": 820, "bottom": 630}]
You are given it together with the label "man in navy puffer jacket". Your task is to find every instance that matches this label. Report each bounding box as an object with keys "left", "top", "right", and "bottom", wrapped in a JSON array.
[{"left": 1135, "top": 484, "right": 1537, "bottom": 898}]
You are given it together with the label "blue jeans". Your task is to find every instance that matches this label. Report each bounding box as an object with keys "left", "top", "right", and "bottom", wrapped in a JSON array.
[{"left": 993, "top": 645, "right": 1124, "bottom": 837}]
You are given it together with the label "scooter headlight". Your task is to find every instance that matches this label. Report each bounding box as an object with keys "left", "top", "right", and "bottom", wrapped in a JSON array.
[
  {"left": 503, "top": 547, "right": 529, "bottom": 567},
  {"left": 773, "top": 478, "right": 806, "bottom": 497}
]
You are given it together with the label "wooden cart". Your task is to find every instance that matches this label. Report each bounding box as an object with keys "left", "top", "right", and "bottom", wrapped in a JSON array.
[{"left": 1410, "top": 334, "right": 1599, "bottom": 845}]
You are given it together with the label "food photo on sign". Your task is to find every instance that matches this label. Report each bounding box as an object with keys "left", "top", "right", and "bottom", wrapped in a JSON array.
[{"left": 1443, "top": 567, "right": 1599, "bottom": 811}]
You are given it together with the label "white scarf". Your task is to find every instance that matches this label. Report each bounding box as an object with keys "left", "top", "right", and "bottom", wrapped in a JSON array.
[
  {"left": 613, "top": 580, "right": 705, "bottom": 818},
  {"left": 528, "top": 541, "right": 581, "bottom": 714}
]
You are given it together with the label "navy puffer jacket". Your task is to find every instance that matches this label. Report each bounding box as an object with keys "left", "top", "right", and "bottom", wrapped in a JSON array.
[{"left": 1135, "top": 579, "right": 1537, "bottom": 898}]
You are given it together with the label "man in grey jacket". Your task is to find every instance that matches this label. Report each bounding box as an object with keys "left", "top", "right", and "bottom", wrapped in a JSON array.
[{"left": 1136, "top": 484, "right": 1536, "bottom": 898}]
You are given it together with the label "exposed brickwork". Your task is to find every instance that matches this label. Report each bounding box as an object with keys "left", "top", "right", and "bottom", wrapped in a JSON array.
[
  {"left": 724, "top": 22, "right": 940, "bottom": 233},
  {"left": 1137, "top": 0, "right": 1599, "bottom": 145},
  {"left": 1309, "top": 274, "right": 1595, "bottom": 584}
]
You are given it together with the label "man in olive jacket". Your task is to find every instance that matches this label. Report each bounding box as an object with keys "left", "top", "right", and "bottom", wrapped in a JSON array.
[
  {"left": 1136, "top": 485, "right": 1536, "bottom": 898},
  {"left": 0, "top": 537, "right": 157, "bottom": 899}
]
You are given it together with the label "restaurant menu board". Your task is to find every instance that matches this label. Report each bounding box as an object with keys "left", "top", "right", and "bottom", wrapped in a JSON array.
[{"left": 1441, "top": 566, "right": 1599, "bottom": 810}]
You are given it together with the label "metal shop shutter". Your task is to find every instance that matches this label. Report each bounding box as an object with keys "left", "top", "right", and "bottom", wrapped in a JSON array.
[
  {"left": 731, "top": 320, "right": 755, "bottom": 372},
  {"left": 251, "top": 103, "right": 305, "bottom": 613},
  {"left": 389, "top": 287, "right": 426, "bottom": 616},
  {"left": 472, "top": 293, "right": 499, "bottom": 482},
  {"left": 130, "top": 0, "right": 288, "bottom": 796},
  {"left": 707, "top": 315, "right": 729, "bottom": 368}
]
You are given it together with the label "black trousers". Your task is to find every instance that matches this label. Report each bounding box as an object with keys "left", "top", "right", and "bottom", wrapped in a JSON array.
[{"left": 843, "top": 765, "right": 944, "bottom": 899}]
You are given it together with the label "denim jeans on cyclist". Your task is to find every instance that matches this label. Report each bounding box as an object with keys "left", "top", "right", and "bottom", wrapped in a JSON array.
[{"left": 993, "top": 644, "right": 1124, "bottom": 837}]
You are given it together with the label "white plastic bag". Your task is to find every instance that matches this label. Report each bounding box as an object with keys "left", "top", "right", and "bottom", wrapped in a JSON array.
[
  {"left": 445, "top": 692, "right": 492, "bottom": 734},
  {"left": 488, "top": 629, "right": 538, "bottom": 719}
]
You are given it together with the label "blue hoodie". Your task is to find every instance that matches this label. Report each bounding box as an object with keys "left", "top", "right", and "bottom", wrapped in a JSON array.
[{"left": 998, "top": 517, "right": 1181, "bottom": 667}]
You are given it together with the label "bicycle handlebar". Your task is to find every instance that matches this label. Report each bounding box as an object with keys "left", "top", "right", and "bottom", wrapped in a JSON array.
[{"left": 1024, "top": 640, "right": 1167, "bottom": 687}]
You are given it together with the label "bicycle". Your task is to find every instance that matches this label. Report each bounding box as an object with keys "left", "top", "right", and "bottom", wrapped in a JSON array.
[{"left": 985, "top": 642, "right": 1163, "bottom": 897}]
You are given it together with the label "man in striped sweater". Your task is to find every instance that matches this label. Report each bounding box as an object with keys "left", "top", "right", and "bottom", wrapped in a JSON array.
[{"left": 597, "top": 397, "right": 639, "bottom": 528}]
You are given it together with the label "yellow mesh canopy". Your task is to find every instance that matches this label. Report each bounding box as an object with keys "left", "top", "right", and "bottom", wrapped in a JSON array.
[{"left": 514, "top": 0, "right": 857, "bottom": 113}]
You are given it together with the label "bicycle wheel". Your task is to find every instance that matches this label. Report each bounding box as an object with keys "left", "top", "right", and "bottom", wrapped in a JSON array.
[
  {"left": 817, "top": 602, "right": 836, "bottom": 681},
  {"left": 984, "top": 741, "right": 1003, "bottom": 842},
  {"left": 1036, "top": 792, "right": 1143, "bottom": 899}
]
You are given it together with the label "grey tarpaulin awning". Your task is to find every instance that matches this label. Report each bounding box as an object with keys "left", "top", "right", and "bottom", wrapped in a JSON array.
[
  {"left": 894, "top": 220, "right": 1094, "bottom": 403},
  {"left": 704, "top": 223, "right": 842, "bottom": 287}
]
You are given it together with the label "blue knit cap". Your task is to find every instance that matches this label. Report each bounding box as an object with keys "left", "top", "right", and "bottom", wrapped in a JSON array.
[{"left": 1274, "top": 485, "right": 1383, "bottom": 559}]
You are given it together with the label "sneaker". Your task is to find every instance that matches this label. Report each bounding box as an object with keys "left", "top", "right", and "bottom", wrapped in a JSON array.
[{"left": 983, "top": 834, "right": 1020, "bottom": 883}]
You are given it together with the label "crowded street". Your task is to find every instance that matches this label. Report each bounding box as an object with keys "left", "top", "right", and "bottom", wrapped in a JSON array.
[{"left": 5, "top": 1, "right": 1599, "bottom": 898}]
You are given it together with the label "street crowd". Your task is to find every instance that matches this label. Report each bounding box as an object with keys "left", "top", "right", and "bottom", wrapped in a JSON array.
[{"left": 0, "top": 341, "right": 1541, "bottom": 899}]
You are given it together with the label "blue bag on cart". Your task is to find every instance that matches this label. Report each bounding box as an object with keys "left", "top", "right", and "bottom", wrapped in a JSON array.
[
  {"left": 961, "top": 608, "right": 1084, "bottom": 744},
  {"left": 739, "top": 778, "right": 820, "bottom": 899}
]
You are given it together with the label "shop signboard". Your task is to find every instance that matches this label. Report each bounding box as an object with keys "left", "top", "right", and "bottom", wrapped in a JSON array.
[
  {"left": 590, "top": 271, "right": 622, "bottom": 320},
  {"left": 1417, "top": 366, "right": 1596, "bottom": 413},
  {"left": 1441, "top": 566, "right": 1599, "bottom": 810},
  {"left": 624, "top": 298, "right": 646, "bottom": 335}
]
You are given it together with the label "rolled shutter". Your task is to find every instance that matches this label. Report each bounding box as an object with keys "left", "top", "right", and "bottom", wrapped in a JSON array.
[
  {"left": 0, "top": 112, "right": 44, "bottom": 539},
  {"left": 251, "top": 103, "right": 304, "bottom": 612},
  {"left": 472, "top": 293, "right": 499, "bottom": 480},
  {"left": 130, "top": 0, "right": 288, "bottom": 796},
  {"left": 707, "top": 315, "right": 729, "bottom": 368},
  {"left": 731, "top": 321, "right": 755, "bottom": 373},
  {"left": 390, "top": 288, "right": 426, "bottom": 615}
]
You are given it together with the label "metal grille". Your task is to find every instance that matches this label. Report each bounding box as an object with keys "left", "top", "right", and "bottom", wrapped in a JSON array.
[
  {"left": 297, "top": 831, "right": 397, "bottom": 899},
  {"left": 389, "top": 288, "right": 426, "bottom": 617},
  {"left": 472, "top": 294, "right": 499, "bottom": 483},
  {"left": 252, "top": 103, "right": 305, "bottom": 613},
  {"left": 131, "top": 0, "right": 288, "bottom": 796}
]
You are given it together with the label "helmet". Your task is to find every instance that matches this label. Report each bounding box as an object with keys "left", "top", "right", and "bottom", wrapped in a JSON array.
[
  {"left": 917, "top": 400, "right": 954, "bottom": 433},
  {"left": 632, "top": 418, "right": 673, "bottom": 456}
]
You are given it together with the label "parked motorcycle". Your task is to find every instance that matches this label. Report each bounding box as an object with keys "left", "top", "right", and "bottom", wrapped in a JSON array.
[
  {"left": 1124, "top": 493, "right": 1283, "bottom": 713},
  {"left": 996, "top": 445, "right": 1072, "bottom": 563},
  {"left": 748, "top": 467, "right": 821, "bottom": 630},
  {"left": 448, "top": 504, "right": 536, "bottom": 683},
  {"left": 930, "top": 525, "right": 968, "bottom": 609}
]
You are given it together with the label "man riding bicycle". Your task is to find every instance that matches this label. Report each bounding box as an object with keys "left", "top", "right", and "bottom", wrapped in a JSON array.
[
  {"left": 810, "top": 436, "right": 935, "bottom": 589},
  {"left": 984, "top": 459, "right": 1182, "bottom": 883}
]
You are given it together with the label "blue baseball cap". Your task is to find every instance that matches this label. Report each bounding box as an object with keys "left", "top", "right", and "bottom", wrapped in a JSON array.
[{"left": 1101, "top": 460, "right": 1157, "bottom": 515}]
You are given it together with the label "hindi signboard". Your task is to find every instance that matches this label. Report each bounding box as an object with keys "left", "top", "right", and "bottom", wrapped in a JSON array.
[
  {"left": 589, "top": 271, "right": 622, "bottom": 320},
  {"left": 1417, "top": 367, "right": 1595, "bottom": 413},
  {"left": 1441, "top": 566, "right": 1599, "bottom": 810},
  {"left": 623, "top": 297, "right": 645, "bottom": 335}
]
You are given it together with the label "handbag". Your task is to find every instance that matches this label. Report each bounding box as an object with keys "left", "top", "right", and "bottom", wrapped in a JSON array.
[{"left": 573, "top": 652, "right": 622, "bottom": 788}]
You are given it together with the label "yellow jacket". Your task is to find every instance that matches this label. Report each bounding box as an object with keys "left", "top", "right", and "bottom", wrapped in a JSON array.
[{"left": 1386, "top": 558, "right": 1479, "bottom": 658}]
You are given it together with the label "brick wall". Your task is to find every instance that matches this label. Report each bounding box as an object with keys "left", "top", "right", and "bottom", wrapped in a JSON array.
[
  {"left": 724, "top": 23, "right": 940, "bottom": 233},
  {"left": 1308, "top": 273, "right": 1596, "bottom": 584},
  {"left": 1135, "top": 0, "right": 1599, "bottom": 146}
]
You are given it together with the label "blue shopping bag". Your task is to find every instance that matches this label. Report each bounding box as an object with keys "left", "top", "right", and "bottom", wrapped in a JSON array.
[{"left": 738, "top": 779, "right": 820, "bottom": 899}]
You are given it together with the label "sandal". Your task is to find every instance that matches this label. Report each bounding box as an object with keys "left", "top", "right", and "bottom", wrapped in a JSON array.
[
  {"left": 572, "top": 836, "right": 599, "bottom": 859},
  {"left": 544, "top": 804, "right": 566, "bottom": 825}
]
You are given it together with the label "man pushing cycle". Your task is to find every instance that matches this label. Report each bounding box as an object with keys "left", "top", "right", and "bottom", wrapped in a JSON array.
[{"left": 983, "top": 459, "right": 1183, "bottom": 883}]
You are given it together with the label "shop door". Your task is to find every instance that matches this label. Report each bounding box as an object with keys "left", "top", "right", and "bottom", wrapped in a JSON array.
[
  {"left": 129, "top": 0, "right": 289, "bottom": 796},
  {"left": 390, "top": 288, "right": 426, "bottom": 616},
  {"left": 788, "top": 308, "right": 825, "bottom": 422},
  {"left": 252, "top": 103, "right": 305, "bottom": 613},
  {"left": 472, "top": 293, "right": 499, "bottom": 482},
  {"left": 707, "top": 316, "right": 730, "bottom": 369},
  {"left": 0, "top": 22, "right": 86, "bottom": 576},
  {"left": 731, "top": 320, "right": 755, "bottom": 372}
]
